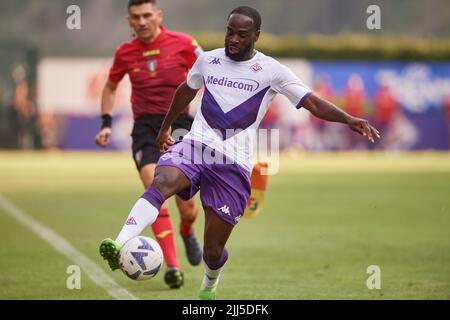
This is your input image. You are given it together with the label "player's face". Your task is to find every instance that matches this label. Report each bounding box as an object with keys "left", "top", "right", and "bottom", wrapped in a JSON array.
[
  {"left": 128, "top": 3, "right": 163, "bottom": 43},
  {"left": 225, "top": 14, "right": 260, "bottom": 61}
]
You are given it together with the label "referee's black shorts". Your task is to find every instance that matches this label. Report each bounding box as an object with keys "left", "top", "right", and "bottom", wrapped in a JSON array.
[{"left": 131, "top": 114, "right": 193, "bottom": 171}]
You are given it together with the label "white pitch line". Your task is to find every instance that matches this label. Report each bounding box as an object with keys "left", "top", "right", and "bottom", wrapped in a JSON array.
[{"left": 0, "top": 193, "right": 138, "bottom": 300}]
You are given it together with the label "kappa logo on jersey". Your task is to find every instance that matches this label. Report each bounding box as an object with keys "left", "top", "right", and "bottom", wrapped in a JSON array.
[
  {"left": 209, "top": 57, "right": 221, "bottom": 65},
  {"left": 125, "top": 217, "right": 137, "bottom": 225},
  {"left": 251, "top": 63, "right": 262, "bottom": 72},
  {"left": 218, "top": 205, "right": 231, "bottom": 216}
]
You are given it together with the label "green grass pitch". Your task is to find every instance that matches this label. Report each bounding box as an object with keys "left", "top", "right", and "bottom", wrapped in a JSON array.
[{"left": 0, "top": 151, "right": 449, "bottom": 299}]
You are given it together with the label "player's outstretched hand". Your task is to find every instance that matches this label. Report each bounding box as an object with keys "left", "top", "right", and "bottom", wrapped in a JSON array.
[
  {"left": 347, "top": 116, "right": 381, "bottom": 143},
  {"left": 95, "top": 127, "right": 112, "bottom": 147},
  {"left": 156, "top": 126, "right": 175, "bottom": 152}
]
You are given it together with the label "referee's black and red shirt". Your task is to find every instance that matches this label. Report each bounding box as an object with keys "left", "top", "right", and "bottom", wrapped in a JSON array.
[{"left": 109, "top": 26, "right": 202, "bottom": 119}]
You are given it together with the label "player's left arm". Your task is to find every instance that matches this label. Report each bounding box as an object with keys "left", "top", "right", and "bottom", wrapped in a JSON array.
[{"left": 300, "top": 93, "right": 381, "bottom": 143}]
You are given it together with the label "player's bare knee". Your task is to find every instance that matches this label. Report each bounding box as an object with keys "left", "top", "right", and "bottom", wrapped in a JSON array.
[{"left": 151, "top": 173, "right": 174, "bottom": 198}]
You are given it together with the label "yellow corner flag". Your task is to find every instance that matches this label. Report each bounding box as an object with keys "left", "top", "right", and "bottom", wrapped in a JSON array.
[{"left": 244, "top": 162, "right": 269, "bottom": 219}]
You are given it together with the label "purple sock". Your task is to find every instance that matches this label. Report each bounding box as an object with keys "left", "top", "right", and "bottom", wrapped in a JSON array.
[
  {"left": 204, "top": 248, "right": 228, "bottom": 270},
  {"left": 141, "top": 187, "right": 165, "bottom": 211}
]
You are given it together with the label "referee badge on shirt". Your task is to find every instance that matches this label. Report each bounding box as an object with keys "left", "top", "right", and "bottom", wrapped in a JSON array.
[{"left": 147, "top": 59, "right": 158, "bottom": 76}]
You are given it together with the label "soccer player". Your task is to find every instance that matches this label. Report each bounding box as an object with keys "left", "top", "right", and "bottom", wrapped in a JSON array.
[
  {"left": 100, "top": 6, "right": 380, "bottom": 299},
  {"left": 95, "top": 0, "right": 203, "bottom": 289}
]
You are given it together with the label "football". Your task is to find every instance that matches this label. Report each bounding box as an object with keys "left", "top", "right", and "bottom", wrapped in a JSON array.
[{"left": 119, "top": 236, "right": 164, "bottom": 281}]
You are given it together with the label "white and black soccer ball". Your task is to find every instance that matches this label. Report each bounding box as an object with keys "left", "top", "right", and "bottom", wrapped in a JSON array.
[{"left": 119, "top": 236, "right": 164, "bottom": 281}]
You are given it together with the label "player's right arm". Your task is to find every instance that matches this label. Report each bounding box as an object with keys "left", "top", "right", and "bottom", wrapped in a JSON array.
[
  {"left": 157, "top": 51, "right": 204, "bottom": 152},
  {"left": 156, "top": 81, "right": 198, "bottom": 152},
  {"left": 95, "top": 80, "right": 118, "bottom": 147}
]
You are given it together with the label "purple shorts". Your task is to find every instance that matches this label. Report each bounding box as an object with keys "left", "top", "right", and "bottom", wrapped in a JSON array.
[{"left": 156, "top": 139, "right": 251, "bottom": 226}]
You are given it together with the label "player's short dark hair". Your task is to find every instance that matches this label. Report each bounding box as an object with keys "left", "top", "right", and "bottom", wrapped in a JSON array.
[
  {"left": 128, "top": 0, "right": 156, "bottom": 8},
  {"left": 228, "top": 6, "right": 262, "bottom": 31}
]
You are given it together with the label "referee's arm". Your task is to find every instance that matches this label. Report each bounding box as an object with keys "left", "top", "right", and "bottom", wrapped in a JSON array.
[{"left": 95, "top": 80, "right": 118, "bottom": 147}]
